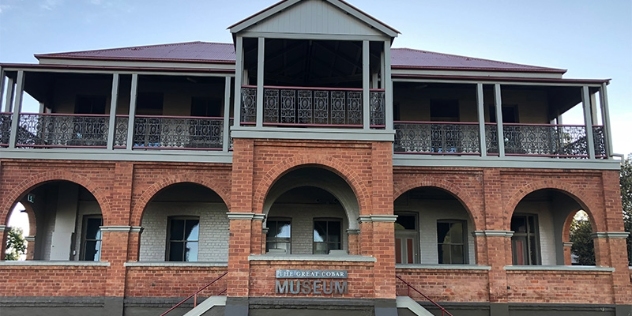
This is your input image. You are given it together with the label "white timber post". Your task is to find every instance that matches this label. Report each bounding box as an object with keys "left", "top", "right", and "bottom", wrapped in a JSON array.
[
  {"left": 384, "top": 40, "right": 393, "bottom": 131},
  {"left": 233, "top": 36, "right": 243, "bottom": 127},
  {"left": 477, "top": 83, "right": 487, "bottom": 157},
  {"left": 223, "top": 76, "right": 231, "bottom": 152},
  {"left": 106, "top": 73, "right": 119, "bottom": 150},
  {"left": 599, "top": 83, "right": 613, "bottom": 158},
  {"left": 256, "top": 37, "right": 265, "bottom": 128},
  {"left": 3, "top": 75, "right": 15, "bottom": 113},
  {"left": 494, "top": 84, "right": 505, "bottom": 157},
  {"left": 126, "top": 74, "right": 138, "bottom": 151},
  {"left": 362, "top": 40, "right": 370, "bottom": 130},
  {"left": 8, "top": 70, "right": 25, "bottom": 149},
  {"left": 582, "top": 86, "right": 596, "bottom": 159}
]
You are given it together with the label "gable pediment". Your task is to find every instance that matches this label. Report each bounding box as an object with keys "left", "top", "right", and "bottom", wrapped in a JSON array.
[{"left": 230, "top": 0, "right": 398, "bottom": 38}]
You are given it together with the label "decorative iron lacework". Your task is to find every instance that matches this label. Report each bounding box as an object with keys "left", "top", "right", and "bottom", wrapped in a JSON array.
[
  {"left": 503, "top": 124, "right": 588, "bottom": 157},
  {"left": 485, "top": 125, "right": 499, "bottom": 154},
  {"left": 114, "top": 116, "right": 128, "bottom": 148},
  {"left": 394, "top": 122, "right": 480, "bottom": 154},
  {"left": 241, "top": 87, "right": 257, "bottom": 123},
  {"left": 369, "top": 91, "right": 385, "bottom": 127},
  {"left": 592, "top": 126, "right": 607, "bottom": 157},
  {"left": 16, "top": 114, "right": 108, "bottom": 148},
  {"left": 133, "top": 116, "right": 223, "bottom": 149},
  {"left": 264, "top": 89, "right": 280, "bottom": 123},
  {"left": 346, "top": 91, "right": 362, "bottom": 125},
  {"left": 0, "top": 114, "right": 11, "bottom": 146}
]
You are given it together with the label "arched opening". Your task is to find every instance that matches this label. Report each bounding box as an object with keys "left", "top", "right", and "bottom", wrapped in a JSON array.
[
  {"left": 394, "top": 187, "right": 475, "bottom": 265},
  {"left": 139, "top": 182, "right": 228, "bottom": 262},
  {"left": 568, "top": 210, "right": 595, "bottom": 265},
  {"left": 263, "top": 167, "right": 359, "bottom": 255},
  {"left": 510, "top": 189, "right": 587, "bottom": 265},
  {"left": 5, "top": 181, "right": 103, "bottom": 261}
]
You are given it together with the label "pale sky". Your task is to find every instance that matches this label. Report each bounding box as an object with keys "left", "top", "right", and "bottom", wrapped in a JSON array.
[{"left": 0, "top": 0, "right": 630, "bottom": 156}]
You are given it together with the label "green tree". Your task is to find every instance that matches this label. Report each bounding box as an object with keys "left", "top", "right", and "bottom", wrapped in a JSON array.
[
  {"left": 570, "top": 217, "right": 595, "bottom": 265},
  {"left": 4, "top": 227, "right": 26, "bottom": 261},
  {"left": 621, "top": 154, "right": 632, "bottom": 265}
]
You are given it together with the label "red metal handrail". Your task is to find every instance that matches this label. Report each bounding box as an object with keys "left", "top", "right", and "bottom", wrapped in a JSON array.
[
  {"left": 396, "top": 275, "right": 454, "bottom": 316},
  {"left": 160, "top": 272, "right": 227, "bottom": 316}
]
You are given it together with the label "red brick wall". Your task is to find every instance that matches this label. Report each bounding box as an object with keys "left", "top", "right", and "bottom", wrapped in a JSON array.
[
  {"left": 396, "top": 268, "right": 490, "bottom": 302},
  {"left": 125, "top": 266, "right": 227, "bottom": 297},
  {"left": 0, "top": 265, "right": 107, "bottom": 297},
  {"left": 506, "top": 270, "right": 614, "bottom": 304}
]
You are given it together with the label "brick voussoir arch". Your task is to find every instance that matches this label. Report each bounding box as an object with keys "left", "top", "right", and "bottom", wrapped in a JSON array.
[
  {"left": 131, "top": 174, "right": 231, "bottom": 226},
  {"left": 505, "top": 180, "right": 599, "bottom": 231},
  {"left": 253, "top": 155, "right": 371, "bottom": 216},
  {"left": 1, "top": 170, "right": 111, "bottom": 225},
  {"left": 393, "top": 177, "right": 482, "bottom": 231}
]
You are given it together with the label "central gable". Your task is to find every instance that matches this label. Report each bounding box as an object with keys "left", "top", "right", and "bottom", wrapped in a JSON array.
[{"left": 230, "top": 0, "right": 398, "bottom": 39}]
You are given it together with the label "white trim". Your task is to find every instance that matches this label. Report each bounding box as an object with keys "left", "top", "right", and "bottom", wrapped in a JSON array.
[
  {"left": 233, "top": 36, "right": 243, "bottom": 126},
  {"left": 476, "top": 83, "right": 487, "bottom": 157},
  {"left": 227, "top": 213, "right": 256, "bottom": 220},
  {"left": 99, "top": 226, "right": 132, "bottom": 232},
  {"left": 106, "top": 73, "right": 119, "bottom": 150},
  {"left": 230, "top": 127, "right": 395, "bottom": 142},
  {"left": 253, "top": 214, "right": 266, "bottom": 221},
  {"left": 222, "top": 76, "right": 231, "bottom": 152},
  {"left": 393, "top": 155, "right": 621, "bottom": 170},
  {"left": 504, "top": 265, "right": 615, "bottom": 272},
  {"left": 392, "top": 69, "right": 564, "bottom": 79},
  {"left": 396, "top": 264, "right": 491, "bottom": 270},
  {"left": 125, "top": 73, "right": 138, "bottom": 151},
  {"left": 37, "top": 58, "right": 235, "bottom": 72},
  {"left": 239, "top": 32, "right": 388, "bottom": 42},
  {"left": 346, "top": 229, "right": 360, "bottom": 235},
  {"left": 248, "top": 254, "right": 376, "bottom": 262},
  {"left": 130, "top": 226, "right": 143, "bottom": 233},
  {"left": 392, "top": 77, "right": 604, "bottom": 87},
  {"left": 256, "top": 37, "right": 265, "bottom": 128},
  {"left": 363, "top": 40, "right": 370, "bottom": 130},
  {"left": 494, "top": 83, "right": 505, "bottom": 157},
  {"left": 472, "top": 230, "right": 514, "bottom": 237},
  {"left": 124, "top": 261, "right": 228, "bottom": 267},
  {"left": 582, "top": 86, "right": 596, "bottom": 159},
  {"left": 0, "top": 261, "right": 110, "bottom": 267},
  {"left": 384, "top": 41, "right": 393, "bottom": 131},
  {"left": 591, "top": 232, "right": 630, "bottom": 239},
  {"left": 0, "top": 149, "right": 233, "bottom": 163},
  {"left": 370, "top": 215, "right": 398, "bottom": 222}
]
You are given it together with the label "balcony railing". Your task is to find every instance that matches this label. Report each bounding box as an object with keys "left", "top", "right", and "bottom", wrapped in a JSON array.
[
  {"left": 240, "top": 85, "right": 385, "bottom": 128},
  {"left": 395, "top": 122, "right": 607, "bottom": 158},
  {"left": 1, "top": 113, "right": 228, "bottom": 151}
]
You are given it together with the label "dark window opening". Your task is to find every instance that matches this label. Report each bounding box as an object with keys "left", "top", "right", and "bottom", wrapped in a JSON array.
[
  {"left": 430, "top": 99, "right": 460, "bottom": 121},
  {"left": 81, "top": 215, "right": 103, "bottom": 261},
  {"left": 167, "top": 217, "right": 199, "bottom": 262},
  {"left": 313, "top": 218, "right": 342, "bottom": 254},
  {"left": 395, "top": 214, "right": 417, "bottom": 230},
  {"left": 136, "top": 93, "right": 163, "bottom": 115},
  {"left": 437, "top": 220, "right": 467, "bottom": 264},
  {"left": 75, "top": 95, "right": 107, "bottom": 114},
  {"left": 191, "top": 97, "right": 221, "bottom": 117},
  {"left": 489, "top": 105, "right": 518, "bottom": 123},
  {"left": 511, "top": 214, "right": 540, "bottom": 265},
  {"left": 266, "top": 218, "right": 291, "bottom": 254}
]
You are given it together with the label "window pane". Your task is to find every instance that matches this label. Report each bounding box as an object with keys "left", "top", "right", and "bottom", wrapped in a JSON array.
[
  {"left": 527, "top": 216, "right": 536, "bottom": 234},
  {"left": 450, "top": 222, "right": 463, "bottom": 244},
  {"left": 451, "top": 245, "right": 464, "bottom": 264},
  {"left": 85, "top": 241, "right": 99, "bottom": 261},
  {"left": 314, "top": 242, "right": 328, "bottom": 254},
  {"left": 437, "top": 222, "right": 450, "bottom": 244},
  {"left": 169, "top": 242, "right": 184, "bottom": 261},
  {"left": 327, "top": 221, "right": 341, "bottom": 242},
  {"left": 529, "top": 236, "right": 538, "bottom": 264},
  {"left": 511, "top": 216, "right": 526, "bottom": 233},
  {"left": 277, "top": 221, "right": 291, "bottom": 238},
  {"left": 314, "top": 221, "right": 326, "bottom": 242},
  {"left": 185, "top": 220, "right": 199, "bottom": 241},
  {"left": 512, "top": 236, "right": 527, "bottom": 265},
  {"left": 185, "top": 241, "right": 198, "bottom": 262},
  {"left": 396, "top": 215, "right": 416, "bottom": 230},
  {"left": 170, "top": 220, "right": 185, "bottom": 241},
  {"left": 86, "top": 218, "right": 102, "bottom": 240}
]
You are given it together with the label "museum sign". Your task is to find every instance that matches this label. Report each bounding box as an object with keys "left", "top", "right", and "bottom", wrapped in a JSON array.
[{"left": 275, "top": 270, "right": 348, "bottom": 295}]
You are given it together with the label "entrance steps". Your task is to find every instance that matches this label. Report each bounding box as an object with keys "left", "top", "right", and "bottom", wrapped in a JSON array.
[
  {"left": 396, "top": 296, "right": 435, "bottom": 316},
  {"left": 182, "top": 296, "right": 226, "bottom": 316}
]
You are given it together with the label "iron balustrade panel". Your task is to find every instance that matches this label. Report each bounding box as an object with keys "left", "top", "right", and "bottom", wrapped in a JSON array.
[
  {"left": 114, "top": 116, "right": 129, "bottom": 148},
  {"left": 592, "top": 126, "right": 607, "bottom": 158},
  {"left": 241, "top": 87, "right": 257, "bottom": 124},
  {"left": 503, "top": 124, "right": 588, "bottom": 158},
  {"left": 370, "top": 91, "right": 385, "bottom": 127},
  {"left": 133, "top": 116, "right": 224, "bottom": 150},
  {"left": 241, "top": 86, "right": 379, "bottom": 127},
  {"left": 0, "top": 113, "right": 11, "bottom": 147},
  {"left": 394, "top": 122, "right": 480, "bottom": 154},
  {"left": 485, "top": 124, "right": 499, "bottom": 155},
  {"left": 16, "top": 113, "right": 108, "bottom": 148}
]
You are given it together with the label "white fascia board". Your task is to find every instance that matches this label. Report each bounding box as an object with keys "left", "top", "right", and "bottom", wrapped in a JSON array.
[
  {"left": 393, "top": 154, "right": 622, "bottom": 170},
  {"left": 0, "top": 149, "right": 233, "bottom": 163},
  {"left": 392, "top": 68, "right": 564, "bottom": 79},
  {"left": 37, "top": 58, "right": 235, "bottom": 72}
]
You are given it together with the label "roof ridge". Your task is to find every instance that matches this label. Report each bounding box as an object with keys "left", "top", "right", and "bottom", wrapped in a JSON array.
[
  {"left": 35, "top": 41, "right": 233, "bottom": 58},
  {"left": 392, "top": 47, "right": 565, "bottom": 71}
]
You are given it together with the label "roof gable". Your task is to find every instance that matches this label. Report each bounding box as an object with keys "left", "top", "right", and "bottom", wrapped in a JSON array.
[{"left": 229, "top": 0, "right": 398, "bottom": 38}]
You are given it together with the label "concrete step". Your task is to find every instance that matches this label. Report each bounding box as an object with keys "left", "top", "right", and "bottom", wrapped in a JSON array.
[
  {"left": 396, "top": 296, "right": 435, "bottom": 316},
  {"left": 183, "top": 296, "right": 226, "bottom": 316}
]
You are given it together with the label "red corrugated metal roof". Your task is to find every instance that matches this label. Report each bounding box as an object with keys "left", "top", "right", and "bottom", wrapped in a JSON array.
[{"left": 35, "top": 41, "right": 566, "bottom": 74}]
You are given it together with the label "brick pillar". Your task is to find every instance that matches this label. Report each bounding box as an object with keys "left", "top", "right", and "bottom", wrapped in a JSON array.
[
  {"left": 563, "top": 242, "right": 573, "bottom": 265},
  {"left": 24, "top": 236, "right": 35, "bottom": 260},
  {"left": 371, "top": 216, "right": 397, "bottom": 299},
  {"left": 127, "top": 227, "right": 143, "bottom": 262},
  {"left": 251, "top": 214, "right": 265, "bottom": 255},
  {"left": 359, "top": 218, "right": 373, "bottom": 256},
  {"left": 481, "top": 169, "right": 510, "bottom": 315},
  {"left": 472, "top": 233, "right": 488, "bottom": 265},
  {"left": 261, "top": 227, "right": 269, "bottom": 254},
  {"left": 347, "top": 229, "right": 360, "bottom": 255},
  {"left": 0, "top": 225, "right": 7, "bottom": 261}
]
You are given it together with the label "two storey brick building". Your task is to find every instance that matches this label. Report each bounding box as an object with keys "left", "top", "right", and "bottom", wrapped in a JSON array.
[{"left": 0, "top": 0, "right": 630, "bottom": 315}]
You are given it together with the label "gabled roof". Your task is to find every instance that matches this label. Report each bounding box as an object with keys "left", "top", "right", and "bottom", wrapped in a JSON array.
[
  {"left": 35, "top": 41, "right": 236, "bottom": 64},
  {"left": 391, "top": 48, "right": 566, "bottom": 74},
  {"left": 34, "top": 41, "right": 566, "bottom": 74},
  {"left": 228, "top": 0, "right": 399, "bottom": 38}
]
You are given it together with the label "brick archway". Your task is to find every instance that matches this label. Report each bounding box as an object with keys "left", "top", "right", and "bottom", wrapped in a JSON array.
[
  {"left": 504, "top": 181, "right": 599, "bottom": 231},
  {"left": 393, "top": 177, "right": 482, "bottom": 231},
  {"left": 131, "top": 174, "right": 231, "bottom": 226},
  {"left": 1, "top": 170, "right": 111, "bottom": 225},
  {"left": 252, "top": 155, "right": 371, "bottom": 216}
]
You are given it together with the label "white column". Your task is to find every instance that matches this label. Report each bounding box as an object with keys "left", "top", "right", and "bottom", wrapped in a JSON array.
[
  {"left": 477, "top": 83, "right": 487, "bottom": 157},
  {"left": 8, "top": 70, "right": 24, "bottom": 149},
  {"left": 362, "top": 40, "right": 370, "bottom": 130},
  {"left": 256, "top": 37, "right": 265, "bottom": 128},
  {"left": 233, "top": 36, "right": 243, "bottom": 127},
  {"left": 0, "top": 67, "right": 4, "bottom": 111},
  {"left": 49, "top": 182, "right": 79, "bottom": 260},
  {"left": 3, "top": 76, "right": 15, "bottom": 113},
  {"left": 125, "top": 74, "right": 138, "bottom": 151},
  {"left": 494, "top": 84, "right": 505, "bottom": 157},
  {"left": 590, "top": 92, "right": 599, "bottom": 125},
  {"left": 106, "top": 73, "right": 120, "bottom": 150},
  {"left": 384, "top": 41, "right": 393, "bottom": 131},
  {"left": 223, "top": 76, "right": 231, "bottom": 152},
  {"left": 582, "top": 86, "right": 596, "bottom": 159},
  {"left": 599, "top": 83, "right": 613, "bottom": 157}
]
